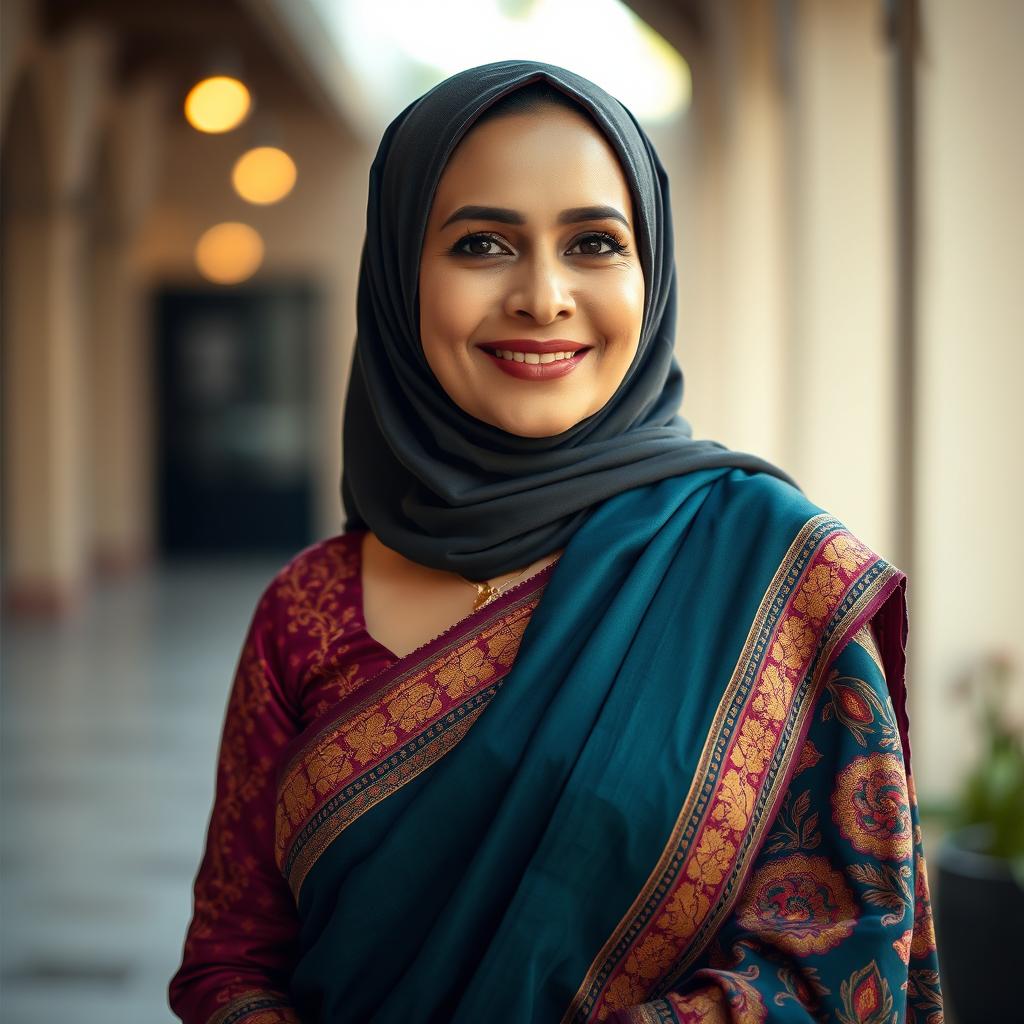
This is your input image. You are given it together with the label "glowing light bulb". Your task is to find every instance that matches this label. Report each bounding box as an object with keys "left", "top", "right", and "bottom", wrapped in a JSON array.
[
  {"left": 232, "top": 146, "right": 298, "bottom": 205},
  {"left": 194, "top": 222, "right": 264, "bottom": 284},
  {"left": 184, "top": 76, "right": 251, "bottom": 134}
]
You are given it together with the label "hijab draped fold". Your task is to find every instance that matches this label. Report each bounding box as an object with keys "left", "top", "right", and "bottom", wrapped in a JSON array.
[{"left": 341, "top": 60, "right": 796, "bottom": 579}]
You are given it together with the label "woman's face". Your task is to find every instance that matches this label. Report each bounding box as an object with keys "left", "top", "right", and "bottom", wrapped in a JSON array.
[{"left": 418, "top": 103, "right": 645, "bottom": 438}]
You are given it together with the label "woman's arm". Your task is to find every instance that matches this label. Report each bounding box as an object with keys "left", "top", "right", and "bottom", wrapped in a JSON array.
[
  {"left": 168, "top": 581, "right": 304, "bottom": 1024},
  {"left": 614, "top": 627, "right": 943, "bottom": 1023}
]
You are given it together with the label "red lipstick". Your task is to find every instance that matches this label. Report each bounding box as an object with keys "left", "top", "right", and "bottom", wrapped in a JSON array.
[{"left": 475, "top": 339, "right": 592, "bottom": 381}]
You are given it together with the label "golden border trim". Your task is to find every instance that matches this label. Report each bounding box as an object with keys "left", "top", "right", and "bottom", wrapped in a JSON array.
[{"left": 563, "top": 517, "right": 895, "bottom": 1022}]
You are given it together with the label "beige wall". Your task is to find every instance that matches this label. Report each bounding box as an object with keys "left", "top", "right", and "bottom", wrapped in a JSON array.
[
  {"left": 654, "top": 0, "right": 1022, "bottom": 801},
  {"left": 667, "top": 0, "right": 896, "bottom": 556},
  {"left": 913, "top": 0, "right": 1024, "bottom": 795}
]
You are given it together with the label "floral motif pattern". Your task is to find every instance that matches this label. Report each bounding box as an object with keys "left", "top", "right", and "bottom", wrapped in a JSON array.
[
  {"left": 836, "top": 961, "right": 895, "bottom": 1024},
  {"left": 833, "top": 753, "right": 913, "bottom": 860},
  {"left": 274, "top": 580, "right": 547, "bottom": 898},
  {"left": 822, "top": 671, "right": 900, "bottom": 751},
  {"left": 563, "top": 520, "right": 942, "bottom": 1024},
  {"left": 736, "top": 853, "right": 858, "bottom": 956}
]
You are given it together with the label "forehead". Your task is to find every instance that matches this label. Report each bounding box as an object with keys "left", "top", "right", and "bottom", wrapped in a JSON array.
[{"left": 429, "top": 106, "right": 635, "bottom": 225}]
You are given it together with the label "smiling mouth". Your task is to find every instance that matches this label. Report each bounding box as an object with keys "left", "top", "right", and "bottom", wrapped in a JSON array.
[{"left": 477, "top": 344, "right": 592, "bottom": 380}]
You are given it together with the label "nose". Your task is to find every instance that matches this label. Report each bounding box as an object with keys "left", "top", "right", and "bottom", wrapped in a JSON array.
[{"left": 503, "top": 254, "right": 576, "bottom": 324}]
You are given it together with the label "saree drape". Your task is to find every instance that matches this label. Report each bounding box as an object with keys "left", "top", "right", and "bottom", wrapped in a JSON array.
[
  {"left": 174, "top": 467, "right": 942, "bottom": 1023},
  {"left": 269, "top": 468, "right": 939, "bottom": 1022}
]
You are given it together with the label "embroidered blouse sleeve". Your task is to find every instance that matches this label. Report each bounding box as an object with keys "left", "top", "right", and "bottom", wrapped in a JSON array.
[
  {"left": 613, "top": 625, "right": 944, "bottom": 1023},
  {"left": 168, "top": 576, "right": 303, "bottom": 1024}
]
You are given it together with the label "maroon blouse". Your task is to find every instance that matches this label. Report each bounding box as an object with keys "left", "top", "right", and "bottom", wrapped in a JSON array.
[{"left": 169, "top": 531, "right": 402, "bottom": 1024}]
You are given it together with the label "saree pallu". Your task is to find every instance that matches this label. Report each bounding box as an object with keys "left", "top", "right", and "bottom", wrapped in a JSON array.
[{"left": 260, "top": 468, "right": 940, "bottom": 1022}]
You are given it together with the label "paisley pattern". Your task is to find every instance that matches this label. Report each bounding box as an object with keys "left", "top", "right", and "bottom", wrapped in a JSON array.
[{"left": 601, "top": 632, "right": 942, "bottom": 1023}]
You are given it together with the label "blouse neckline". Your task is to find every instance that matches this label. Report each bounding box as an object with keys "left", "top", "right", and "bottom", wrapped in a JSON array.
[{"left": 349, "top": 529, "right": 559, "bottom": 667}]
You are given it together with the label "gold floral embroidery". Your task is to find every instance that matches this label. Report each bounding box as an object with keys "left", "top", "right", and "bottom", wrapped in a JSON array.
[
  {"left": 275, "top": 540, "right": 359, "bottom": 682},
  {"left": 793, "top": 739, "right": 823, "bottom": 777},
  {"left": 345, "top": 711, "right": 399, "bottom": 766},
  {"left": 823, "top": 534, "right": 871, "bottom": 574},
  {"left": 731, "top": 719, "right": 770, "bottom": 775},
  {"left": 736, "top": 853, "right": 858, "bottom": 956},
  {"left": 386, "top": 681, "right": 443, "bottom": 733},
  {"left": 687, "top": 827, "right": 737, "bottom": 887},
  {"left": 750, "top": 664, "right": 794, "bottom": 723},
  {"left": 832, "top": 753, "right": 913, "bottom": 860},
  {"left": 836, "top": 961, "right": 895, "bottom": 1024},
  {"left": 792, "top": 563, "right": 843, "bottom": 622},
  {"left": 910, "top": 853, "right": 938, "bottom": 958},
  {"left": 771, "top": 618, "right": 816, "bottom": 671},
  {"left": 276, "top": 590, "right": 545, "bottom": 897},
  {"left": 306, "top": 742, "right": 351, "bottom": 795},
  {"left": 187, "top": 639, "right": 281, "bottom": 950},
  {"left": 486, "top": 616, "right": 529, "bottom": 666},
  {"left": 712, "top": 770, "right": 757, "bottom": 832},
  {"left": 436, "top": 646, "right": 494, "bottom": 699}
]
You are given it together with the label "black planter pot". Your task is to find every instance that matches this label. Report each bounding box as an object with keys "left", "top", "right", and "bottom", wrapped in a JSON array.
[{"left": 935, "top": 825, "right": 1024, "bottom": 1024}]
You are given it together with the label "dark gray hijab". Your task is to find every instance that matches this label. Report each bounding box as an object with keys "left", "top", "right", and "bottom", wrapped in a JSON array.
[{"left": 341, "top": 60, "right": 796, "bottom": 579}]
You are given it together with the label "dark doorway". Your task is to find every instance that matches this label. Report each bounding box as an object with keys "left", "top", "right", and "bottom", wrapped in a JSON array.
[{"left": 155, "top": 285, "right": 318, "bottom": 555}]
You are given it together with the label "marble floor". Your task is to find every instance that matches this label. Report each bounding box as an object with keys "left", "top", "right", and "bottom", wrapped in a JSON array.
[{"left": 1, "top": 559, "right": 281, "bottom": 1024}]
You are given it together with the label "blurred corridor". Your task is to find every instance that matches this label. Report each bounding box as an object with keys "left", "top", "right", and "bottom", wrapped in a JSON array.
[{"left": 2, "top": 558, "right": 277, "bottom": 1022}]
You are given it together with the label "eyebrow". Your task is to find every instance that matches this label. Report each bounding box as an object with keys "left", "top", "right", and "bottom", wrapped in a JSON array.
[{"left": 439, "top": 204, "right": 631, "bottom": 231}]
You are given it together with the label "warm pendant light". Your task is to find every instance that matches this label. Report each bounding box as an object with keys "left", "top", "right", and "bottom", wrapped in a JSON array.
[
  {"left": 184, "top": 75, "right": 251, "bottom": 134},
  {"left": 194, "top": 222, "right": 264, "bottom": 284},
  {"left": 231, "top": 146, "right": 297, "bottom": 205}
]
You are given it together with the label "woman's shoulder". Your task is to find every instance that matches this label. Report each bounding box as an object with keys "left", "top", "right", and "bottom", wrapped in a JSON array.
[
  {"left": 251, "top": 530, "right": 368, "bottom": 636},
  {"left": 712, "top": 468, "right": 889, "bottom": 566},
  {"left": 270, "top": 530, "right": 365, "bottom": 588}
]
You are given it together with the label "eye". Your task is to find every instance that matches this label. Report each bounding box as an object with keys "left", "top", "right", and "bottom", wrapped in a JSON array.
[
  {"left": 449, "top": 232, "right": 513, "bottom": 258},
  {"left": 566, "top": 231, "right": 630, "bottom": 257}
]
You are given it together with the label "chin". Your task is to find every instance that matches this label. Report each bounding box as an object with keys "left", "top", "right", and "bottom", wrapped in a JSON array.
[{"left": 487, "top": 406, "right": 580, "bottom": 439}]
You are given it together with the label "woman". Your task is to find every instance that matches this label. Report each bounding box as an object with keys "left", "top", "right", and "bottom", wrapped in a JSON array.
[{"left": 170, "top": 61, "right": 942, "bottom": 1023}]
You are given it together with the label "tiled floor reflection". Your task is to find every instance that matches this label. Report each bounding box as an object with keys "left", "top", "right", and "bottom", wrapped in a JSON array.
[{"left": 1, "top": 559, "right": 280, "bottom": 1024}]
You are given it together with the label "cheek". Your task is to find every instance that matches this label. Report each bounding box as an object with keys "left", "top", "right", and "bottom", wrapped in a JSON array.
[
  {"left": 592, "top": 270, "right": 645, "bottom": 348},
  {"left": 419, "top": 263, "right": 490, "bottom": 350}
]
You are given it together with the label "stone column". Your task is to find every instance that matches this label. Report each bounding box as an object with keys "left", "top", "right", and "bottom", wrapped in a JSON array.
[{"left": 2, "top": 26, "right": 112, "bottom": 612}]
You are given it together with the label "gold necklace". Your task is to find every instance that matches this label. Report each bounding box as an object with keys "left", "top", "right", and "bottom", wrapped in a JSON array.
[{"left": 458, "top": 556, "right": 554, "bottom": 610}]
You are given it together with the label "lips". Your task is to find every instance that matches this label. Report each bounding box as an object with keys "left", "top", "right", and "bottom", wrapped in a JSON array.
[{"left": 478, "top": 343, "right": 591, "bottom": 380}]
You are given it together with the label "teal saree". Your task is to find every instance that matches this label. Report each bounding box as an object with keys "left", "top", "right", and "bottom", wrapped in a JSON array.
[{"left": 270, "top": 468, "right": 940, "bottom": 1022}]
